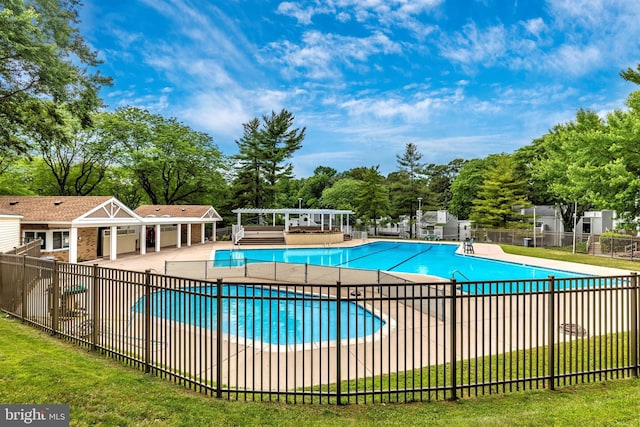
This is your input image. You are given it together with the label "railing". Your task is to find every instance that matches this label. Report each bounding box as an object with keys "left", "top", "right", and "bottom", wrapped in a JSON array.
[
  {"left": 233, "top": 226, "right": 244, "bottom": 245},
  {"left": 478, "top": 228, "right": 640, "bottom": 260},
  {"left": 1, "top": 253, "right": 638, "bottom": 404},
  {"left": 5, "top": 239, "right": 42, "bottom": 257},
  {"left": 164, "top": 258, "right": 416, "bottom": 285}
]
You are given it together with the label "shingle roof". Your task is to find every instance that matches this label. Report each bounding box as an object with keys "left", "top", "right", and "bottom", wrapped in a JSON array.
[
  {"left": 0, "top": 196, "right": 113, "bottom": 222},
  {"left": 135, "top": 205, "right": 219, "bottom": 219},
  {"left": 0, "top": 207, "right": 21, "bottom": 217}
]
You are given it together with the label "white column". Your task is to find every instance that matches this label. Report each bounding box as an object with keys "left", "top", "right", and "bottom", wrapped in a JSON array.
[
  {"left": 201, "top": 223, "right": 206, "bottom": 243},
  {"left": 285, "top": 213, "right": 290, "bottom": 232},
  {"left": 155, "top": 224, "right": 161, "bottom": 253},
  {"left": 140, "top": 225, "right": 146, "bottom": 255},
  {"left": 69, "top": 227, "right": 78, "bottom": 264},
  {"left": 187, "top": 224, "right": 192, "bottom": 247},
  {"left": 176, "top": 224, "right": 182, "bottom": 248},
  {"left": 211, "top": 222, "right": 216, "bottom": 242},
  {"left": 110, "top": 225, "right": 118, "bottom": 260}
]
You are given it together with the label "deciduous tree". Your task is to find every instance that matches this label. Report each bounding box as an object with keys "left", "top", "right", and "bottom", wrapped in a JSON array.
[{"left": 0, "top": 0, "right": 110, "bottom": 154}]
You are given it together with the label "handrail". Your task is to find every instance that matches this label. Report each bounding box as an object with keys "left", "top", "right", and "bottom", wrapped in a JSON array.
[
  {"left": 451, "top": 269, "right": 470, "bottom": 281},
  {"left": 234, "top": 226, "right": 245, "bottom": 245}
]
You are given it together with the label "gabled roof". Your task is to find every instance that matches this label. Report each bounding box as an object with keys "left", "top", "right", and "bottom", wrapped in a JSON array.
[
  {"left": 0, "top": 196, "right": 141, "bottom": 226},
  {"left": 0, "top": 196, "right": 223, "bottom": 227},
  {"left": 135, "top": 205, "right": 222, "bottom": 222},
  {"left": 0, "top": 196, "right": 112, "bottom": 222}
]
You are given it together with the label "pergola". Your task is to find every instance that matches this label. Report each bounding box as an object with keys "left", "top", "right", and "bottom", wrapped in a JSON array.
[{"left": 232, "top": 208, "right": 353, "bottom": 232}]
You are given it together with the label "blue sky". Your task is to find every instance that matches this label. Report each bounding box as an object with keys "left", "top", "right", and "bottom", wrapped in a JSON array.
[{"left": 79, "top": 0, "right": 640, "bottom": 177}]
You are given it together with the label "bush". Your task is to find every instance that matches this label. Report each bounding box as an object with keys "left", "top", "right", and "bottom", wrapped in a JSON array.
[{"left": 600, "top": 231, "right": 635, "bottom": 253}]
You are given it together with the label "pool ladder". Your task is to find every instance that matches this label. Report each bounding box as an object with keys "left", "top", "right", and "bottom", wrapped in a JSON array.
[{"left": 451, "top": 269, "right": 470, "bottom": 281}]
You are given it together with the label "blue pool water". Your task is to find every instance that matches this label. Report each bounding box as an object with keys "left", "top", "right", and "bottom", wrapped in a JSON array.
[
  {"left": 133, "top": 285, "right": 385, "bottom": 345},
  {"left": 214, "top": 241, "right": 583, "bottom": 282}
]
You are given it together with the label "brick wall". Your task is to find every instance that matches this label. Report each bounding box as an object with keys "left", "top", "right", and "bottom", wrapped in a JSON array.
[{"left": 77, "top": 227, "right": 98, "bottom": 262}]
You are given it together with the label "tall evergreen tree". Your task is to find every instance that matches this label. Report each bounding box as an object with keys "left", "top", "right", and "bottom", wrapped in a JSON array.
[
  {"left": 395, "top": 142, "right": 425, "bottom": 237},
  {"left": 232, "top": 109, "right": 304, "bottom": 208},
  {"left": 232, "top": 118, "right": 263, "bottom": 207},
  {"left": 470, "top": 155, "right": 530, "bottom": 228},
  {"left": 355, "top": 166, "right": 389, "bottom": 235},
  {"left": 261, "top": 109, "right": 305, "bottom": 207}
]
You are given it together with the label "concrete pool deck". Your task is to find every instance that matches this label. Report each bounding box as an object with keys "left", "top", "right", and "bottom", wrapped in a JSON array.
[
  {"left": 80, "top": 239, "right": 638, "bottom": 391},
  {"left": 92, "top": 238, "right": 636, "bottom": 278}
]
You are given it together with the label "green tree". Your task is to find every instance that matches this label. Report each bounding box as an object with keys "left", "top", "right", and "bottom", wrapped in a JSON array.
[
  {"left": 355, "top": 166, "right": 389, "bottom": 235},
  {"left": 298, "top": 166, "right": 337, "bottom": 208},
  {"left": 424, "top": 158, "right": 465, "bottom": 210},
  {"left": 260, "top": 109, "right": 305, "bottom": 207},
  {"left": 0, "top": 0, "right": 110, "bottom": 154},
  {"left": 232, "top": 118, "right": 263, "bottom": 207},
  {"left": 319, "top": 177, "right": 360, "bottom": 210},
  {"left": 28, "top": 109, "right": 114, "bottom": 195},
  {"left": 104, "top": 107, "right": 225, "bottom": 205},
  {"left": 593, "top": 91, "right": 640, "bottom": 223},
  {"left": 232, "top": 109, "right": 305, "bottom": 208},
  {"left": 394, "top": 143, "right": 426, "bottom": 237},
  {"left": 470, "top": 155, "right": 530, "bottom": 228},
  {"left": 620, "top": 64, "right": 640, "bottom": 85},
  {"left": 449, "top": 156, "right": 497, "bottom": 220},
  {"left": 529, "top": 109, "right": 610, "bottom": 230},
  {"left": 0, "top": 156, "right": 39, "bottom": 195}
]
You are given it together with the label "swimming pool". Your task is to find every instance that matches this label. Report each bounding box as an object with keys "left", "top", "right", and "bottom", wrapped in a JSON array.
[
  {"left": 133, "top": 285, "right": 385, "bottom": 346},
  {"left": 213, "top": 241, "right": 582, "bottom": 282}
]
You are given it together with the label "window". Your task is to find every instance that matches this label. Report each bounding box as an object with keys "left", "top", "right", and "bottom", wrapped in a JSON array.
[
  {"left": 52, "top": 231, "right": 69, "bottom": 249},
  {"left": 24, "top": 231, "right": 46, "bottom": 249}
]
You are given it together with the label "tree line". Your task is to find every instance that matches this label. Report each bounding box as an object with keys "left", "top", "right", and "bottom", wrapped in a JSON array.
[{"left": 2, "top": 1, "right": 640, "bottom": 232}]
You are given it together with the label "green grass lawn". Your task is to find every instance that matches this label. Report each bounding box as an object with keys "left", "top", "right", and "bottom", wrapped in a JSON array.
[
  {"left": 500, "top": 244, "right": 640, "bottom": 271},
  {"left": 1, "top": 315, "right": 640, "bottom": 426},
  {"left": 2, "top": 245, "right": 640, "bottom": 426}
]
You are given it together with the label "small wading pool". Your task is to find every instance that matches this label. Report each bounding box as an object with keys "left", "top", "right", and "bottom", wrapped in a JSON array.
[{"left": 133, "top": 285, "right": 385, "bottom": 346}]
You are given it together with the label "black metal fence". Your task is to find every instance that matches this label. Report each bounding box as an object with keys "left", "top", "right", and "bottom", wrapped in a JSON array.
[{"left": 0, "top": 254, "right": 638, "bottom": 404}]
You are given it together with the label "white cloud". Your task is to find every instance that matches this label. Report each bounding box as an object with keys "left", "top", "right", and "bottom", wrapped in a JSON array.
[
  {"left": 276, "top": 2, "right": 317, "bottom": 24},
  {"left": 439, "top": 22, "right": 508, "bottom": 68},
  {"left": 264, "top": 30, "right": 402, "bottom": 80},
  {"left": 521, "top": 18, "right": 546, "bottom": 38},
  {"left": 544, "top": 45, "right": 602, "bottom": 76},
  {"left": 276, "top": 0, "right": 443, "bottom": 37}
]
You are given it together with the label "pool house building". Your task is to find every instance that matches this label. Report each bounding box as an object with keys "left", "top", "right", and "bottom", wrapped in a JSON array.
[{"left": 0, "top": 196, "right": 222, "bottom": 263}]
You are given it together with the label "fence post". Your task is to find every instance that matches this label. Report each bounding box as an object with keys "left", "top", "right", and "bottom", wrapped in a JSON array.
[
  {"left": 92, "top": 264, "right": 99, "bottom": 351},
  {"left": 450, "top": 279, "right": 458, "bottom": 400},
  {"left": 547, "top": 275, "right": 555, "bottom": 390},
  {"left": 336, "top": 281, "right": 342, "bottom": 405},
  {"left": 51, "top": 260, "right": 59, "bottom": 335},
  {"left": 144, "top": 269, "right": 151, "bottom": 374},
  {"left": 216, "top": 277, "right": 223, "bottom": 399},
  {"left": 20, "top": 255, "right": 26, "bottom": 321},
  {"left": 305, "top": 263, "right": 308, "bottom": 284},
  {"left": 631, "top": 272, "right": 638, "bottom": 378}
]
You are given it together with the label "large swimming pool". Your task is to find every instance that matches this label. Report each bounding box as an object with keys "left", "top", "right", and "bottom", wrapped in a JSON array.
[{"left": 213, "top": 241, "right": 583, "bottom": 282}]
